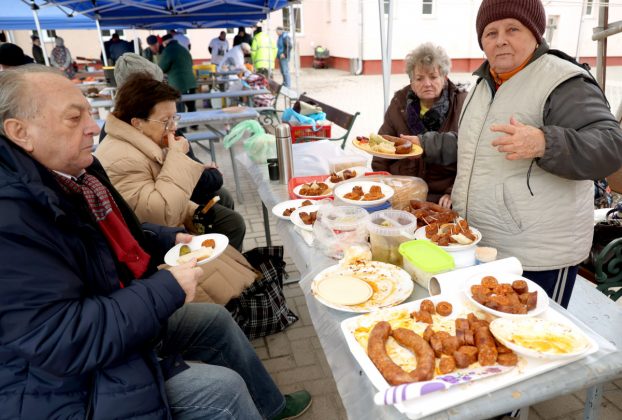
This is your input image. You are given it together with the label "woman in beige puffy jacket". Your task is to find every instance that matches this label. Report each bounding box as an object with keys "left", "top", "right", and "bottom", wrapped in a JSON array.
[{"left": 96, "top": 73, "right": 255, "bottom": 304}]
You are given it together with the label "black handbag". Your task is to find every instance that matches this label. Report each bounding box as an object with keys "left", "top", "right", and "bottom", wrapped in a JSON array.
[
  {"left": 589, "top": 205, "right": 622, "bottom": 268},
  {"left": 226, "top": 246, "right": 299, "bottom": 340}
]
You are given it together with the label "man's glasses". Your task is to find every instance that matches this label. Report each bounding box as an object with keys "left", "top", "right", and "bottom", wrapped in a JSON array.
[{"left": 145, "top": 114, "right": 181, "bottom": 131}]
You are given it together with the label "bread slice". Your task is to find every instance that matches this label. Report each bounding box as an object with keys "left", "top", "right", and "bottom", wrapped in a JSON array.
[{"left": 177, "top": 246, "right": 214, "bottom": 264}]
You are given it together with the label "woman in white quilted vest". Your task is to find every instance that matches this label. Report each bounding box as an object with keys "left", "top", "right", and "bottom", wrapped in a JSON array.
[{"left": 453, "top": 0, "right": 622, "bottom": 308}]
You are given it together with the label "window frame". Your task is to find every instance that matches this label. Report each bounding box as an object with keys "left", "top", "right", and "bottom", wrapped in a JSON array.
[{"left": 282, "top": 4, "right": 304, "bottom": 36}]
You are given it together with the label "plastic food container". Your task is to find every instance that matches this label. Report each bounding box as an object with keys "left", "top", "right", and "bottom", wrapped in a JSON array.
[
  {"left": 367, "top": 210, "right": 418, "bottom": 266},
  {"left": 313, "top": 205, "right": 370, "bottom": 259},
  {"left": 398, "top": 240, "right": 455, "bottom": 289}
]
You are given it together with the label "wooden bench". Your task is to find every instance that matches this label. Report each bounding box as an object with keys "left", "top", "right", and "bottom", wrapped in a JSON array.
[{"left": 293, "top": 94, "right": 359, "bottom": 149}]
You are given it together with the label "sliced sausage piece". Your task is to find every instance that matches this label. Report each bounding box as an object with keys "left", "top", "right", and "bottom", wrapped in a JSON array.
[
  {"left": 439, "top": 356, "right": 457, "bottom": 374},
  {"left": 419, "top": 299, "right": 436, "bottom": 315},
  {"left": 497, "top": 352, "right": 519, "bottom": 366}
]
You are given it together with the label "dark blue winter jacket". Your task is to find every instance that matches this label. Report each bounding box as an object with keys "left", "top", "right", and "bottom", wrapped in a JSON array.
[{"left": 0, "top": 135, "right": 186, "bottom": 419}]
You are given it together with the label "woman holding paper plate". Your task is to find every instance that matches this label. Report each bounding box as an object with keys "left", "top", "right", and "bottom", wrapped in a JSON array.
[
  {"left": 96, "top": 73, "right": 246, "bottom": 252},
  {"left": 371, "top": 43, "right": 467, "bottom": 208}
]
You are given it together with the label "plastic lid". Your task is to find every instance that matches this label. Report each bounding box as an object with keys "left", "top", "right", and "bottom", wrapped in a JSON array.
[
  {"left": 363, "top": 201, "right": 391, "bottom": 213},
  {"left": 320, "top": 205, "right": 369, "bottom": 231},
  {"left": 367, "top": 209, "right": 418, "bottom": 235},
  {"left": 399, "top": 240, "right": 455, "bottom": 273}
]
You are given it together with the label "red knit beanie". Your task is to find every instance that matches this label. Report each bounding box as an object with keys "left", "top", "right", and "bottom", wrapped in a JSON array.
[{"left": 476, "top": 0, "right": 546, "bottom": 49}]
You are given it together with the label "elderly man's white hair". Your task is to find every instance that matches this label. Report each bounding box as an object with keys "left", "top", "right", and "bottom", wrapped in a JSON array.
[
  {"left": 114, "top": 52, "right": 164, "bottom": 87},
  {"left": 0, "top": 64, "right": 63, "bottom": 137},
  {"left": 404, "top": 43, "right": 451, "bottom": 81},
  {"left": 240, "top": 42, "right": 251, "bottom": 54}
]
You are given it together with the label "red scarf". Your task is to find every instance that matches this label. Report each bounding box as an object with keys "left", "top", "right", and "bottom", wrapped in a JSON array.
[{"left": 53, "top": 172, "right": 150, "bottom": 282}]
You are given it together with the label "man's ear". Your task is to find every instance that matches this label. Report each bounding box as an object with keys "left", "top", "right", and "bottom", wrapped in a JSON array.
[{"left": 3, "top": 119, "right": 34, "bottom": 153}]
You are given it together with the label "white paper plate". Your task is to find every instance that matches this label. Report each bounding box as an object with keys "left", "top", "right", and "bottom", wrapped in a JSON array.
[
  {"left": 490, "top": 317, "right": 594, "bottom": 360},
  {"left": 333, "top": 181, "right": 394, "bottom": 207},
  {"left": 164, "top": 233, "right": 228, "bottom": 266},
  {"left": 414, "top": 225, "right": 482, "bottom": 251},
  {"left": 463, "top": 272, "right": 549, "bottom": 318},
  {"left": 290, "top": 204, "right": 321, "bottom": 232},
  {"left": 324, "top": 166, "right": 369, "bottom": 188},
  {"left": 271, "top": 199, "right": 315, "bottom": 221},
  {"left": 292, "top": 183, "right": 333, "bottom": 199},
  {"left": 352, "top": 138, "right": 423, "bottom": 160},
  {"left": 311, "top": 261, "right": 413, "bottom": 313}
]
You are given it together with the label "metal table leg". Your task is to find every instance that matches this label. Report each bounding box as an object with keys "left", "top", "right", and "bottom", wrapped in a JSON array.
[
  {"left": 262, "top": 202, "right": 272, "bottom": 247},
  {"left": 229, "top": 146, "right": 244, "bottom": 204},
  {"left": 584, "top": 384, "right": 603, "bottom": 420}
]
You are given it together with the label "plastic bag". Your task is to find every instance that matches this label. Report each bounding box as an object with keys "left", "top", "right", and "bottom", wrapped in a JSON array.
[
  {"left": 223, "top": 120, "right": 276, "bottom": 163},
  {"left": 312, "top": 203, "right": 370, "bottom": 259}
]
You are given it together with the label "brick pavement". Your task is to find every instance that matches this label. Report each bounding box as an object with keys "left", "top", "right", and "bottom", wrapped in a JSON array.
[{"left": 191, "top": 67, "right": 622, "bottom": 420}]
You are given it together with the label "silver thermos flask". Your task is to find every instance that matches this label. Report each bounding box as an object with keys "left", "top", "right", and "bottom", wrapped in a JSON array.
[{"left": 275, "top": 123, "right": 294, "bottom": 184}]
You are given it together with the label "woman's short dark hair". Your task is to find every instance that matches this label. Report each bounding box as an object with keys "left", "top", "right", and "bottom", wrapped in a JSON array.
[{"left": 113, "top": 73, "right": 180, "bottom": 124}]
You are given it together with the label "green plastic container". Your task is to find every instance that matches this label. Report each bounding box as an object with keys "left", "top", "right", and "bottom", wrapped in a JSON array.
[{"left": 398, "top": 240, "right": 455, "bottom": 289}]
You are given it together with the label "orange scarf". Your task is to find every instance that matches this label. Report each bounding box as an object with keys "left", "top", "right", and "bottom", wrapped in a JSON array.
[{"left": 490, "top": 53, "right": 535, "bottom": 89}]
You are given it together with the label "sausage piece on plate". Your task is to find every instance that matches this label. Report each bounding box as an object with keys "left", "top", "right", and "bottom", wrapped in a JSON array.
[
  {"left": 439, "top": 356, "right": 457, "bottom": 374},
  {"left": 436, "top": 301, "right": 453, "bottom": 316},
  {"left": 497, "top": 352, "right": 519, "bottom": 366},
  {"left": 367, "top": 321, "right": 416, "bottom": 386},
  {"left": 419, "top": 299, "right": 436, "bottom": 315},
  {"left": 391, "top": 328, "right": 435, "bottom": 382}
]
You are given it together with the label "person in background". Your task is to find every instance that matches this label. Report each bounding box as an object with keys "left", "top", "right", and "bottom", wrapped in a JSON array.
[
  {"left": 31, "top": 35, "right": 45, "bottom": 64},
  {"left": 276, "top": 26, "right": 293, "bottom": 87},
  {"left": 217, "top": 42, "right": 251, "bottom": 73},
  {"left": 0, "top": 43, "right": 34, "bottom": 71},
  {"left": 96, "top": 72, "right": 246, "bottom": 250},
  {"left": 143, "top": 34, "right": 163, "bottom": 64},
  {"left": 372, "top": 43, "right": 466, "bottom": 207},
  {"left": 453, "top": 0, "right": 622, "bottom": 308},
  {"left": 49, "top": 37, "right": 74, "bottom": 78},
  {"left": 208, "top": 31, "right": 229, "bottom": 66},
  {"left": 0, "top": 64, "right": 312, "bottom": 419},
  {"left": 108, "top": 33, "right": 133, "bottom": 65},
  {"left": 251, "top": 26, "right": 277, "bottom": 77},
  {"left": 233, "top": 27, "right": 253, "bottom": 47},
  {"left": 159, "top": 34, "right": 197, "bottom": 113},
  {"left": 169, "top": 29, "right": 191, "bottom": 51}
]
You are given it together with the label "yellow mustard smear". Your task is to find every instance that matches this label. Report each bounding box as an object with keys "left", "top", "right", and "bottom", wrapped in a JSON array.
[{"left": 510, "top": 333, "right": 577, "bottom": 354}]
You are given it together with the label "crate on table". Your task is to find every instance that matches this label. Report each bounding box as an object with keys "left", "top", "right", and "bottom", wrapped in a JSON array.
[{"left": 288, "top": 123, "right": 332, "bottom": 143}]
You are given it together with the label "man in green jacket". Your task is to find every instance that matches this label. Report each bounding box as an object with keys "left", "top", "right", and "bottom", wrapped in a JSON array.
[
  {"left": 159, "top": 34, "right": 197, "bottom": 112},
  {"left": 251, "top": 26, "right": 277, "bottom": 77}
]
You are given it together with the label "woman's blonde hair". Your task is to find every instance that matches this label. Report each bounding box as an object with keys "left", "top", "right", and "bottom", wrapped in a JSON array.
[{"left": 405, "top": 43, "right": 451, "bottom": 80}]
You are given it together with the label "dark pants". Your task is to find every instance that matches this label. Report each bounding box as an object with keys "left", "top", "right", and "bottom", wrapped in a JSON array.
[
  {"left": 177, "top": 88, "right": 197, "bottom": 113},
  {"left": 160, "top": 304, "right": 285, "bottom": 419},
  {"left": 522, "top": 265, "right": 579, "bottom": 309}
]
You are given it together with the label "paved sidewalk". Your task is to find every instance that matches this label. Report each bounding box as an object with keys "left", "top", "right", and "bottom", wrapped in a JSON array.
[{"left": 192, "top": 67, "right": 622, "bottom": 420}]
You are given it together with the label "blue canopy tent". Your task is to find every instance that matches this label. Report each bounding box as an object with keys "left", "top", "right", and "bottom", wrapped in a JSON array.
[
  {"left": 44, "top": 0, "right": 294, "bottom": 78},
  {"left": 0, "top": 0, "right": 100, "bottom": 30},
  {"left": 44, "top": 0, "right": 290, "bottom": 30},
  {"left": 0, "top": 0, "right": 126, "bottom": 65}
]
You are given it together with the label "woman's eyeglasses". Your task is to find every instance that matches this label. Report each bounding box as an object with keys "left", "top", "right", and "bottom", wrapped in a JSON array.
[{"left": 145, "top": 114, "right": 181, "bottom": 131}]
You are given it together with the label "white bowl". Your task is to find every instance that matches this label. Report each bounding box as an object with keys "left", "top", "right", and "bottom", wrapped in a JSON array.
[
  {"left": 413, "top": 225, "right": 482, "bottom": 251},
  {"left": 490, "top": 317, "right": 592, "bottom": 360},
  {"left": 333, "top": 181, "right": 394, "bottom": 207},
  {"left": 463, "top": 272, "right": 549, "bottom": 319}
]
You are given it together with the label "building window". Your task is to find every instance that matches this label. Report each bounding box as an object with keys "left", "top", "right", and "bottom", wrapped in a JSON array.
[
  {"left": 422, "top": 0, "right": 433, "bottom": 15},
  {"left": 35, "top": 29, "right": 57, "bottom": 42},
  {"left": 101, "top": 30, "right": 125, "bottom": 37},
  {"left": 383, "top": 0, "right": 390, "bottom": 15},
  {"left": 545, "top": 15, "right": 559, "bottom": 45},
  {"left": 283, "top": 5, "right": 303, "bottom": 35},
  {"left": 341, "top": 0, "right": 347, "bottom": 21},
  {"left": 585, "top": 0, "right": 594, "bottom": 16},
  {"left": 226, "top": 28, "right": 234, "bottom": 34}
]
